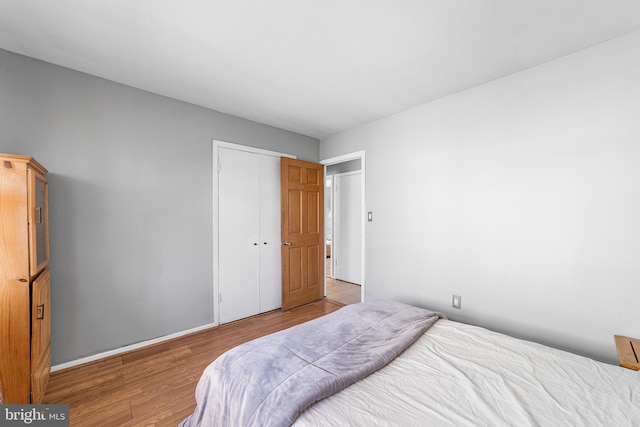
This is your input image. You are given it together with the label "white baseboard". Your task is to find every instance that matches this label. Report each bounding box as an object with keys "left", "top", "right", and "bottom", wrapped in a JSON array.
[{"left": 51, "top": 322, "right": 218, "bottom": 372}]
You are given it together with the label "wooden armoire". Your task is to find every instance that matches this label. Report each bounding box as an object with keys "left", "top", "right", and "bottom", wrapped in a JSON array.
[{"left": 0, "top": 153, "right": 51, "bottom": 404}]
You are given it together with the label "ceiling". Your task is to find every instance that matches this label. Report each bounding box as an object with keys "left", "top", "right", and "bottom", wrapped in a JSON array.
[{"left": 1, "top": 1, "right": 640, "bottom": 140}]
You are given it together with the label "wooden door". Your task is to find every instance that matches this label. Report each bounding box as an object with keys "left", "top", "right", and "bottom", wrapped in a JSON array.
[{"left": 281, "top": 158, "right": 324, "bottom": 310}]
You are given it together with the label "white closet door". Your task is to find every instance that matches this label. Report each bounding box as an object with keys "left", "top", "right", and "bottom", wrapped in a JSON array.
[
  {"left": 259, "top": 155, "right": 282, "bottom": 312},
  {"left": 334, "top": 171, "right": 363, "bottom": 285},
  {"left": 219, "top": 147, "right": 260, "bottom": 324}
]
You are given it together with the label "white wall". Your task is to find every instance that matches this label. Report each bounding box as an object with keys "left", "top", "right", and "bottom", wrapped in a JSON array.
[
  {"left": 320, "top": 30, "right": 640, "bottom": 363},
  {"left": 0, "top": 48, "right": 319, "bottom": 365}
]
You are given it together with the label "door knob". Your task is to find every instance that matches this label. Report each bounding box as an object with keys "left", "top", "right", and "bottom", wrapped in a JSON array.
[{"left": 283, "top": 241, "right": 292, "bottom": 246}]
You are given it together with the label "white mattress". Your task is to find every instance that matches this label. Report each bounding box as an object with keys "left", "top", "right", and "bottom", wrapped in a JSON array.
[{"left": 294, "top": 319, "right": 640, "bottom": 426}]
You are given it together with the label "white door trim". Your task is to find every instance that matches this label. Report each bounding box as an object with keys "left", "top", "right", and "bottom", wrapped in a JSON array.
[
  {"left": 320, "top": 151, "right": 366, "bottom": 302},
  {"left": 212, "top": 139, "right": 295, "bottom": 325}
]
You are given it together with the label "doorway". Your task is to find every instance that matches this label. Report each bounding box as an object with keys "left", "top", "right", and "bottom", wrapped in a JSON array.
[{"left": 322, "top": 151, "right": 365, "bottom": 305}]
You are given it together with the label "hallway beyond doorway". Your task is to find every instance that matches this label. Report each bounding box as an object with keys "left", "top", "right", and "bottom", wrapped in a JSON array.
[
  {"left": 326, "top": 277, "right": 361, "bottom": 305},
  {"left": 325, "top": 256, "right": 361, "bottom": 305}
]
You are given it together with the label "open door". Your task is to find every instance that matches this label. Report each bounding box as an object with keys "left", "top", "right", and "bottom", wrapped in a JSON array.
[{"left": 281, "top": 157, "right": 324, "bottom": 310}]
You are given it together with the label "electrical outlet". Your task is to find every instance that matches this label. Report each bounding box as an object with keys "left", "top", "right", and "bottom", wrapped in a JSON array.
[{"left": 452, "top": 295, "right": 461, "bottom": 309}]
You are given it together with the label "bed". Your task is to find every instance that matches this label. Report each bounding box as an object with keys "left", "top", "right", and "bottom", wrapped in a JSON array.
[{"left": 180, "top": 300, "right": 640, "bottom": 427}]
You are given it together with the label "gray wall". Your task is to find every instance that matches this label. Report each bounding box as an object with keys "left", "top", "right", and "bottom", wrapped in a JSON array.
[
  {"left": 0, "top": 48, "right": 319, "bottom": 365},
  {"left": 320, "top": 30, "right": 640, "bottom": 364}
]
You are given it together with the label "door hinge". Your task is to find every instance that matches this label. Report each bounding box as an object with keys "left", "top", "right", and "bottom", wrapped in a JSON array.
[
  {"left": 217, "top": 162, "right": 221, "bottom": 173},
  {"left": 219, "top": 293, "right": 222, "bottom": 303}
]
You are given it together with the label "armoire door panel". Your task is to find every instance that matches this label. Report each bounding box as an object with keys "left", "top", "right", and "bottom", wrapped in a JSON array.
[
  {"left": 31, "top": 268, "right": 51, "bottom": 371},
  {"left": 28, "top": 169, "right": 49, "bottom": 277},
  {"left": 30, "top": 346, "right": 50, "bottom": 405}
]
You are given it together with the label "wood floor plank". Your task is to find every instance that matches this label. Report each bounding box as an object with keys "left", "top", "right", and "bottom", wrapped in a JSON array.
[
  {"left": 44, "top": 299, "right": 342, "bottom": 426},
  {"left": 69, "top": 400, "right": 133, "bottom": 427}
]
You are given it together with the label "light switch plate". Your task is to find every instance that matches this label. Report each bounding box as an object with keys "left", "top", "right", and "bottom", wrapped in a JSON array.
[{"left": 452, "top": 295, "right": 461, "bottom": 309}]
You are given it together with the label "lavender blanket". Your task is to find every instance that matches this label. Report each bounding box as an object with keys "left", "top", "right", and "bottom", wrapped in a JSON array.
[{"left": 179, "top": 300, "right": 443, "bottom": 427}]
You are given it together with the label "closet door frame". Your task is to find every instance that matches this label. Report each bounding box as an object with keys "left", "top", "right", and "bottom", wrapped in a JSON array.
[{"left": 212, "top": 140, "right": 296, "bottom": 326}]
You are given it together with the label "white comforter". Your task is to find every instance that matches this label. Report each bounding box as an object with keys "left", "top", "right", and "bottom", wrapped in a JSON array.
[{"left": 295, "top": 319, "right": 640, "bottom": 426}]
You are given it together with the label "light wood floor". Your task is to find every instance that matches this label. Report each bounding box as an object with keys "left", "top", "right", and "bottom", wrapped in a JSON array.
[
  {"left": 325, "top": 256, "right": 362, "bottom": 305},
  {"left": 326, "top": 277, "right": 361, "bottom": 305},
  {"left": 43, "top": 299, "right": 343, "bottom": 426}
]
